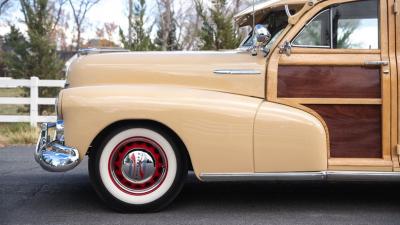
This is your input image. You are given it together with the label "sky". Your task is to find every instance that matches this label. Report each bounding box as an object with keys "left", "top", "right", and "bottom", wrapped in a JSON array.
[
  {"left": 81, "top": 0, "right": 165, "bottom": 40},
  {"left": 0, "top": 0, "right": 378, "bottom": 50},
  {"left": 0, "top": 0, "right": 191, "bottom": 45},
  {"left": 85, "top": 0, "right": 128, "bottom": 34}
]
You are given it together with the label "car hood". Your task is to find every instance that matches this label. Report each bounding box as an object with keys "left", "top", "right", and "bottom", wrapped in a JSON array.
[{"left": 66, "top": 51, "right": 266, "bottom": 98}]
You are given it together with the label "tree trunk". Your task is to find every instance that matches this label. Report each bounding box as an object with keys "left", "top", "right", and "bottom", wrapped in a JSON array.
[
  {"left": 76, "top": 28, "right": 81, "bottom": 51},
  {"left": 128, "top": 0, "right": 133, "bottom": 46},
  {"left": 234, "top": 0, "right": 240, "bottom": 13},
  {"left": 162, "top": 0, "right": 172, "bottom": 51}
]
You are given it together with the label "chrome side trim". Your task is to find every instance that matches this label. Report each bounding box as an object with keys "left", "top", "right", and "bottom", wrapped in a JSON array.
[
  {"left": 200, "top": 172, "right": 326, "bottom": 182},
  {"left": 213, "top": 69, "right": 261, "bottom": 75},
  {"left": 326, "top": 171, "right": 400, "bottom": 182},
  {"left": 200, "top": 171, "right": 400, "bottom": 182}
]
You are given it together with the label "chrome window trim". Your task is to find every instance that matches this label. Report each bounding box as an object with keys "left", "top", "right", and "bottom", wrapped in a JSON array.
[{"left": 291, "top": 44, "right": 331, "bottom": 48}]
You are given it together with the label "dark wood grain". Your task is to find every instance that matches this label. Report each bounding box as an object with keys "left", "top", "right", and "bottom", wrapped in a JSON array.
[
  {"left": 278, "top": 66, "right": 381, "bottom": 98},
  {"left": 306, "top": 104, "right": 382, "bottom": 158}
]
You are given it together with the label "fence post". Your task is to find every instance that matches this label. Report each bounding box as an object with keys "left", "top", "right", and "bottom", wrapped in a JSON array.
[{"left": 30, "top": 76, "right": 39, "bottom": 127}]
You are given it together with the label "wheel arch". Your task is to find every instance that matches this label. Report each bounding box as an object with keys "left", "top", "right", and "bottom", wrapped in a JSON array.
[{"left": 87, "top": 119, "right": 194, "bottom": 171}]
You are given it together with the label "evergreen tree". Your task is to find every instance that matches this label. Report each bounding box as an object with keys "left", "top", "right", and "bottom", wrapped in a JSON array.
[
  {"left": 2, "top": 26, "right": 30, "bottom": 79},
  {"left": 154, "top": 18, "right": 179, "bottom": 51},
  {"left": 19, "top": 0, "right": 63, "bottom": 80},
  {"left": 195, "top": 0, "right": 240, "bottom": 50},
  {"left": 120, "top": 0, "right": 155, "bottom": 51},
  {"left": 2, "top": 0, "right": 64, "bottom": 113}
]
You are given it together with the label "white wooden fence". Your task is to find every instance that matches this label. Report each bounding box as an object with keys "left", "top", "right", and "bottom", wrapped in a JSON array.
[{"left": 0, "top": 77, "right": 65, "bottom": 127}]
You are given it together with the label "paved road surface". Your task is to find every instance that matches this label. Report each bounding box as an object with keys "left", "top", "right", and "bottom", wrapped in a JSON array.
[{"left": 1, "top": 146, "right": 400, "bottom": 225}]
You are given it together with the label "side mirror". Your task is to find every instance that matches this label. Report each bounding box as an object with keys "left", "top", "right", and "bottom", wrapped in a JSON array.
[
  {"left": 250, "top": 24, "right": 271, "bottom": 56},
  {"left": 254, "top": 24, "right": 271, "bottom": 47},
  {"left": 279, "top": 41, "right": 292, "bottom": 56}
]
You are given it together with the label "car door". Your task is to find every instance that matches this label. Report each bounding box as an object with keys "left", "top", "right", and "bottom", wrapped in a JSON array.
[{"left": 256, "top": 0, "right": 393, "bottom": 172}]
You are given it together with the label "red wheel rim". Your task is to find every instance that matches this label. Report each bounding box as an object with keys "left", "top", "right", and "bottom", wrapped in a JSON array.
[{"left": 108, "top": 137, "right": 168, "bottom": 195}]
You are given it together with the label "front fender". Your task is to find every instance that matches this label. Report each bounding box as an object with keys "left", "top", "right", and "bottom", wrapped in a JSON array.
[{"left": 61, "top": 85, "right": 263, "bottom": 176}]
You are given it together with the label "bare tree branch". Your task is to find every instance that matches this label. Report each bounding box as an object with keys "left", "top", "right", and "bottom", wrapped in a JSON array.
[
  {"left": 69, "top": 0, "right": 100, "bottom": 51},
  {"left": 51, "top": 0, "right": 67, "bottom": 33},
  {"left": 0, "top": 0, "right": 11, "bottom": 16}
]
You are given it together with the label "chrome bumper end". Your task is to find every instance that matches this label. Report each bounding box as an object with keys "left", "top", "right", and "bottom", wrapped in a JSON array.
[{"left": 34, "top": 121, "right": 80, "bottom": 172}]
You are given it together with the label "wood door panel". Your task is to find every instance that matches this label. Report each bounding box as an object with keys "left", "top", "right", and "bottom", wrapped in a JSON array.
[
  {"left": 278, "top": 66, "right": 381, "bottom": 98},
  {"left": 306, "top": 104, "right": 382, "bottom": 158}
]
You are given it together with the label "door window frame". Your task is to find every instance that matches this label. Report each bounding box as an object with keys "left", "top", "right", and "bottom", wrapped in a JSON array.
[{"left": 291, "top": 0, "right": 381, "bottom": 50}]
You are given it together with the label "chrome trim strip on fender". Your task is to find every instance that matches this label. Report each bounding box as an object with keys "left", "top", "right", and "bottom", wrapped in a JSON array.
[
  {"left": 200, "top": 171, "right": 400, "bottom": 182},
  {"left": 213, "top": 69, "right": 262, "bottom": 75}
]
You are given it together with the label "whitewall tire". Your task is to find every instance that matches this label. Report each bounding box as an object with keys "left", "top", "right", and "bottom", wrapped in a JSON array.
[{"left": 89, "top": 124, "right": 187, "bottom": 212}]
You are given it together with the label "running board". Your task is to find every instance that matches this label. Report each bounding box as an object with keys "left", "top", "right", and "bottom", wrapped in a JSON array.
[{"left": 199, "top": 171, "right": 400, "bottom": 182}]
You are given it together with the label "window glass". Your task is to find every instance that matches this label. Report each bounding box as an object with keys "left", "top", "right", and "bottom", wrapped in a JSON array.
[
  {"left": 292, "top": 0, "right": 379, "bottom": 49},
  {"left": 292, "top": 9, "right": 331, "bottom": 47},
  {"left": 332, "top": 0, "right": 379, "bottom": 49}
]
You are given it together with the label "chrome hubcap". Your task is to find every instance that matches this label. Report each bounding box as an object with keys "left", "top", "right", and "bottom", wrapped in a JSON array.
[
  {"left": 121, "top": 150, "right": 156, "bottom": 184},
  {"left": 108, "top": 137, "right": 168, "bottom": 195}
]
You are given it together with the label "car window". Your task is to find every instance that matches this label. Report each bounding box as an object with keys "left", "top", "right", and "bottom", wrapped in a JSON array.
[
  {"left": 292, "top": 9, "right": 331, "bottom": 47},
  {"left": 292, "top": 0, "right": 379, "bottom": 49},
  {"left": 332, "top": 0, "right": 379, "bottom": 49}
]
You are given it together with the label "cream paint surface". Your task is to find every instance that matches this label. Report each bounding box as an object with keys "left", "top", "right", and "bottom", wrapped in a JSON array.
[
  {"left": 62, "top": 85, "right": 263, "bottom": 176},
  {"left": 254, "top": 102, "right": 328, "bottom": 172},
  {"left": 61, "top": 84, "right": 330, "bottom": 176},
  {"left": 67, "top": 51, "right": 266, "bottom": 98}
]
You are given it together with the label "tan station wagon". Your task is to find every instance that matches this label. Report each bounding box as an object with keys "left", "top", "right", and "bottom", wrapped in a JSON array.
[{"left": 35, "top": 0, "right": 400, "bottom": 212}]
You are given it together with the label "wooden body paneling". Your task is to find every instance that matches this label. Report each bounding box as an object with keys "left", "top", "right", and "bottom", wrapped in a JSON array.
[
  {"left": 278, "top": 66, "right": 381, "bottom": 98},
  {"left": 277, "top": 65, "right": 383, "bottom": 158},
  {"left": 396, "top": 0, "right": 400, "bottom": 169},
  {"left": 264, "top": 0, "right": 394, "bottom": 170},
  {"left": 306, "top": 104, "right": 382, "bottom": 158}
]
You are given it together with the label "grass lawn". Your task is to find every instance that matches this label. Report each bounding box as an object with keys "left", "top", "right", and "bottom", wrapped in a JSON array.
[
  {"left": 0, "top": 87, "right": 56, "bottom": 116},
  {"left": 0, "top": 89, "right": 37, "bottom": 146},
  {"left": 0, "top": 87, "right": 25, "bottom": 97},
  {"left": 0, "top": 123, "right": 38, "bottom": 146},
  {"left": 0, "top": 88, "right": 29, "bottom": 115},
  {"left": 0, "top": 87, "right": 58, "bottom": 146}
]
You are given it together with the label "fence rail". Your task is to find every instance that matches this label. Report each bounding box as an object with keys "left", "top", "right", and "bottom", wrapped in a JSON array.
[{"left": 0, "top": 77, "right": 65, "bottom": 127}]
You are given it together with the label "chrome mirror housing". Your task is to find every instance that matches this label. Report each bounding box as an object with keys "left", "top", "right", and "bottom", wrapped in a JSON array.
[
  {"left": 254, "top": 24, "right": 271, "bottom": 47},
  {"left": 250, "top": 24, "right": 271, "bottom": 56}
]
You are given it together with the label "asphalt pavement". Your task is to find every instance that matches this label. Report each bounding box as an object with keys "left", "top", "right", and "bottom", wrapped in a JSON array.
[{"left": 1, "top": 146, "right": 400, "bottom": 225}]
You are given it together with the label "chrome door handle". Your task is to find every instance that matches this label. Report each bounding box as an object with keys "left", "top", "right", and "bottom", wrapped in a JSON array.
[
  {"left": 364, "top": 61, "right": 389, "bottom": 67},
  {"left": 213, "top": 69, "right": 261, "bottom": 75}
]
